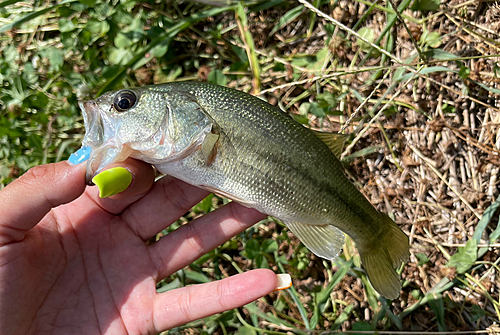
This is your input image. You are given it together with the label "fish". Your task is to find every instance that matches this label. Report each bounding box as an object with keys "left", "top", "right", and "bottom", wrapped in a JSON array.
[{"left": 79, "top": 81, "right": 409, "bottom": 299}]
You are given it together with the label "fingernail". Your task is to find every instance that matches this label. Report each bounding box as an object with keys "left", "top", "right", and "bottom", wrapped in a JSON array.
[
  {"left": 68, "top": 146, "right": 92, "bottom": 165},
  {"left": 273, "top": 274, "right": 292, "bottom": 291},
  {"left": 91, "top": 167, "right": 133, "bottom": 198}
]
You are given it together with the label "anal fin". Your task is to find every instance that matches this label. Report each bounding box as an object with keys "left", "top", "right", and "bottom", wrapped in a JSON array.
[{"left": 286, "top": 222, "right": 345, "bottom": 260}]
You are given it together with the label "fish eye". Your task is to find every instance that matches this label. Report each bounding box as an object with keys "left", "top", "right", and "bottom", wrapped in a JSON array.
[{"left": 113, "top": 90, "right": 137, "bottom": 112}]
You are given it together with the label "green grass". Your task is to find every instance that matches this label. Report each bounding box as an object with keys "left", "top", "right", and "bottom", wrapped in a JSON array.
[{"left": 1, "top": 0, "right": 500, "bottom": 333}]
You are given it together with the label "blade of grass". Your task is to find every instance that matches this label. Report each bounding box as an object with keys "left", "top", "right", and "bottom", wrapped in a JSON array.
[
  {"left": 0, "top": 0, "right": 23, "bottom": 8},
  {"left": 405, "top": 68, "right": 500, "bottom": 113},
  {"left": 445, "top": 195, "right": 500, "bottom": 277},
  {"left": 397, "top": 66, "right": 463, "bottom": 82},
  {"left": 283, "top": 287, "right": 310, "bottom": 330},
  {"left": 306, "top": 0, "right": 319, "bottom": 37},
  {"left": 249, "top": 0, "right": 284, "bottom": 12},
  {"left": 473, "top": 195, "right": 500, "bottom": 255},
  {"left": 309, "top": 259, "right": 353, "bottom": 329},
  {"left": 386, "top": 0, "right": 424, "bottom": 60},
  {"left": 364, "top": 0, "right": 414, "bottom": 84},
  {"left": 340, "top": 69, "right": 392, "bottom": 133},
  {"left": 268, "top": 5, "right": 304, "bottom": 38},
  {"left": 343, "top": 66, "right": 423, "bottom": 157},
  {"left": 354, "top": 0, "right": 421, "bottom": 23},
  {"left": 243, "top": 302, "right": 308, "bottom": 334},
  {"left": 377, "top": 117, "right": 403, "bottom": 172},
  {"left": 341, "top": 145, "right": 385, "bottom": 163},
  {"left": 275, "top": 253, "right": 310, "bottom": 330},
  {"left": 379, "top": 297, "right": 403, "bottom": 329},
  {"left": 399, "top": 277, "right": 456, "bottom": 318},
  {"left": 427, "top": 293, "right": 446, "bottom": 332},
  {"left": 367, "top": 0, "right": 396, "bottom": 83},
  {"left": 0, "top": 0, "right": 77, "bottom": 34},
  {"left": 297, "top": 0, "right": 403, "bottom": 65},
  {"left": 357, "top": 0, "right": 412, "bottom": 69},
  {"left": 235, "top": 2, "right": 261, "bottom": 93},
  {"left": 463, "top": 273, "right": 500, "bottom": 320},
  {"left": 350, "top": 0, "right": 379, "bottom": 33},
  {"left": 398, "top": 65, "right": 500, "bottom": 96},
  {"left": 489, "top": 215, "right": 500, "bottom": 242},
  {"left": 466, "top": 259, "right": 500, "bottom": 321},
  {"left": 235, "top": 308, "right": 300, "bottom": 335},
  {"left": 97, "top": 5, "right": 234, "bottom": 95},
  {"left": 331, "top": 304, "right": 354, "bottom": 330}
]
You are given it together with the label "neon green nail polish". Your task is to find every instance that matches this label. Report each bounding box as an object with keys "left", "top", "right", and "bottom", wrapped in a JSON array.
[{"left": 92, "top": 167, "right": 133, "bottom": 198}]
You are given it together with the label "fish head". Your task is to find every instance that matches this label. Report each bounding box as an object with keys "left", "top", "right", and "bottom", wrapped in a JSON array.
[{"left": 79, "top": 86, "right": 213, "bottom": 183}]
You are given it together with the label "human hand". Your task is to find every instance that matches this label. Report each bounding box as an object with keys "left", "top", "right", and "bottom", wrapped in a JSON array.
[{"left": 0, "top": 159, "right": 278, "bottom": 334}]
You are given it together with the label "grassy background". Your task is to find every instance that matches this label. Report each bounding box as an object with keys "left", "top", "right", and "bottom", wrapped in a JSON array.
[{"left": 1, "top": 0, "right": 500, "bottom": 333}]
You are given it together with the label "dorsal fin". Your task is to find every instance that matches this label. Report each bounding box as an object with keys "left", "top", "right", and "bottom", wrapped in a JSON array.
[{"left": 312, "top": 131, "right": 347, "bottom": 158}]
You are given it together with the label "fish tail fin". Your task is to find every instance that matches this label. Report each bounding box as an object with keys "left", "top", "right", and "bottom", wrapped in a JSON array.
[{"left": 359, "top": 214, "right": 409, "bottom": 299}]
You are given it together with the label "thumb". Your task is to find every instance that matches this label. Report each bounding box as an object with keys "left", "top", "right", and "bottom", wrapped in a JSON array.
[{"left": 0, "top": 161, "right": 86, "bottom": 245}]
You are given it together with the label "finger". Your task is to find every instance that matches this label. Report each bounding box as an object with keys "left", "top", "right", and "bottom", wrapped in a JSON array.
[
  {"left": 149, "top": 201, "right": 266, "bottom": 279},
  {"left": 153, "top": 269, "right": 278, "bottom": 331},
  {"left": 0, "top": 162, "right": 86, "bottom": 245},
  {"left": 121, "top": 176, "right": 210, "bottom": 239},
  {"left": 85, "top": 158, "right": 155, "bottom": 215}
]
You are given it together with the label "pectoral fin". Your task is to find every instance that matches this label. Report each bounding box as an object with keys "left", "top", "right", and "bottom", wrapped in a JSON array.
[
  {"left": 285, "top": 221, "right": 345, "bottom": 260},
  {"left": 201, "top": 132, "right": 219, "bottom": 165}
]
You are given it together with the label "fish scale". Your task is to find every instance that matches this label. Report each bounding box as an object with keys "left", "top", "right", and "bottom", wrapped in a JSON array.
[
  {"left": 182, "top": 83, "right": 370, "bottom": 224},
  {"left": 79, "top": 81, "right": 409, "bottom": 299}
]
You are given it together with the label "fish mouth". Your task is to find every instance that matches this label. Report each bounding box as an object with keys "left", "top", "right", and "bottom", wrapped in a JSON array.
[
  {"left": 79, "top": 100, "right": 103, "bottom": 148},
  {"left": 79, "top": 100, "right": 133, "bottom": 184}
]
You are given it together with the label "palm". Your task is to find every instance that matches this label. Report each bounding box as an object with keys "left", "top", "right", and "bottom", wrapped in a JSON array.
[
  {"left": 26, "top": 202, "right": 157, "bottom": 334},
  {"left": 0, "top": 162, "right": 276, "bottom": 335}
]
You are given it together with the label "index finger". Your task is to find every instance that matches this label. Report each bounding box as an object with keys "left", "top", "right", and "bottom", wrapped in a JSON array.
[
  {"left": 121, "top": 175, "right": 210, "bottom": 240},
  {"left": 84, "top": 158, "right": 155, "bottom": 215}
]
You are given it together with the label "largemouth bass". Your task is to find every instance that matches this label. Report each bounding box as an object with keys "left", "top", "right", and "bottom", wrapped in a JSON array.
[{"left": 79, "top": 82, "right": 409, "bottom": 299}]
